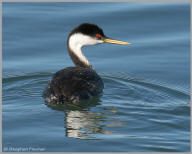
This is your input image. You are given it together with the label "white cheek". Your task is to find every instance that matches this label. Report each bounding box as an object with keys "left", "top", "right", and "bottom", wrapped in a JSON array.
[
  {"left": 84, "top": 37, "right": 103, "bottom": 45},
  {"left": 69, "top": 33, "right": 103, "bottom": 47}
]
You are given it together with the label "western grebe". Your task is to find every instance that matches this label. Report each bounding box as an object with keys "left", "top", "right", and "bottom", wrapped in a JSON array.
[{"left": 43, "top": 23, "right": 131, "bottom": 104}]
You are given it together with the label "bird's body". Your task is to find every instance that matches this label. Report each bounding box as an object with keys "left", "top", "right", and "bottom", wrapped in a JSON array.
[
  {"left": 43, "top": 67, "right": 103, "bottom": 104},
  {"left": 43, "top": 23, "right": 130, "bottom": 104}
]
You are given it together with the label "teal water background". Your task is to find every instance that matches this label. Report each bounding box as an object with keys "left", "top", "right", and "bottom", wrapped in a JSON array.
[{"left": 2, "top": 2, "right": 191, "bottom": 152}]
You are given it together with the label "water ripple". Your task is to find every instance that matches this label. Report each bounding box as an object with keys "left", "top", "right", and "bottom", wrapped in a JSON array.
[{"left": 3, "top": 72, "right": 190, "bottom": 109}]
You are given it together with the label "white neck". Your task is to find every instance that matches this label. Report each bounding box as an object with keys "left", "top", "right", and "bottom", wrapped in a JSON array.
[{"left": 68, "top": 33, "right": 103, "bottom": 69}]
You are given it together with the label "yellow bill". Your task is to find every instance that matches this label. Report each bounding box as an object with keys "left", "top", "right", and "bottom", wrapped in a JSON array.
[{"left": 102, "top": 37, "right": 131, "bottom": 45}]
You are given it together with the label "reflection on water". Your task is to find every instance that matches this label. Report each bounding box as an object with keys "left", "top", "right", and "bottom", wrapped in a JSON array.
[
  {"left": 47, "top": 99, "right": 121, "bottom": 139},
  {"left": 65, "top": 110, "right": 112, "bottom": 139}
]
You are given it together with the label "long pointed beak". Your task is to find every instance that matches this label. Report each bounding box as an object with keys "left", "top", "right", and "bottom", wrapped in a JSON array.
[{"left": 102, "top": 37, "right": 131, "bottom": 45}]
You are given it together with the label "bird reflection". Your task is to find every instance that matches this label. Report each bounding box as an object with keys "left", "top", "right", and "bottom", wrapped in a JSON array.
[
  {"left": 65, "top": 110, "right": 111, "bottom": 139},
  {"left": 46, "top": 97, "right": 120, "bottom": 139}
]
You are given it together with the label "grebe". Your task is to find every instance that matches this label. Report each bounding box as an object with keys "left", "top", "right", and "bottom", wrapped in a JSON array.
[{"left": 43, "top": 23, "right": 131, "bottom": 104}]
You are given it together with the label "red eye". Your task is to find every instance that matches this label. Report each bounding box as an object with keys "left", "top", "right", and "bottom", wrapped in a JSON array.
[{"left": 96, "top": 34, "right": 101, "bottom": 38}]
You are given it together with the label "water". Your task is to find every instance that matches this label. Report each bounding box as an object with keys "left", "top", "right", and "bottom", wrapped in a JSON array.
[{"left": 2, "top": 2, "right": 190, "bottom": 152}]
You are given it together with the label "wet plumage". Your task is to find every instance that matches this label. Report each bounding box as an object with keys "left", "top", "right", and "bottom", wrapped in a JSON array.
[{"left": 43, "top": 67, "right": 103, "bottom": 104}]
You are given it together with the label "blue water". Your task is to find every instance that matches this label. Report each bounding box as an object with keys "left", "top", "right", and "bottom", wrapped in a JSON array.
[{"left": 2, "top": 2, "right": 191, "bottom": 152}]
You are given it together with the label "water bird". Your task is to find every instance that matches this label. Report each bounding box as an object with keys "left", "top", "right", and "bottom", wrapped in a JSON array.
[{"left": 43, "top": 23, "right": 131, "bottom": 104}]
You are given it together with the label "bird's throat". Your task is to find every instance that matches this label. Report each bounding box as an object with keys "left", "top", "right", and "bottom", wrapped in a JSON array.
[{"left": 67, "top": 36, "right": 93, "bottom": 70}]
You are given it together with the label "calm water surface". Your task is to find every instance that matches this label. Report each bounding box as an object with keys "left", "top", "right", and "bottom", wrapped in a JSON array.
[{"left": 2, "top": 2, "right": 190, "bottom": 152}]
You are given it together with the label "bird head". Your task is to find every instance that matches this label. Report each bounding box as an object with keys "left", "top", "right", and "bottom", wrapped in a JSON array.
[{"left": 68, "top": 23, "right": 131, "bottom": 47}]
